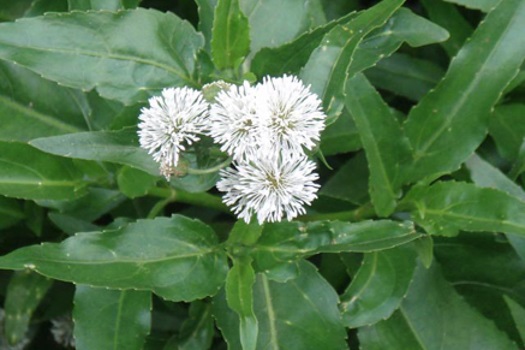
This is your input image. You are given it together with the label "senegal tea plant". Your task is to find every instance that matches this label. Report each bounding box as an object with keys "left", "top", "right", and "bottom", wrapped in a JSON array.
[{"left": 0, "top": 0, "right": 524, "bottom": 349}]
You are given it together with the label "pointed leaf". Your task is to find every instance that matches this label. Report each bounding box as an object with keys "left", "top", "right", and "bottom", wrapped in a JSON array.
[
  {"left": 213, "top": 260, "right": 347, "bottom": 350},
  {"left": 0, "top": 9, "right": 204, "bottom": 104},
  {"left": 0, "top": 142, "right": 87, "bottom": 200},
  {"left": 403, "top": 0, "right": 525, "bottom": 183},
  {"left": 405, "top": 181, "right": 525, "bottom": 237},
  {"left": 359, "top": 263, "right": 518, "bottom": 349},
  {"left": 0, "top": 215, "right": 228, "bottom": 302},
  {"left": 340, "top": 245, "right": 417, "bottom": 328},
  {"left": 175, "top": 301, "right": 214, "bottom": 350},
  {"left": 345, "top": 73, "right": 412, "bottom": 216},
  {"left": 252, "top": 220, "right": 419, "bottom": 271},
  {"left": 74, "top": 286, "right": 151, "bottom": 350},
  {"left": 211, "top": 0, "right": 250, "bottom": 70},
  {"left": 504, "top": 296, "right": 525, "bottom": 344},
  {"left": 4, "top": 271, "right": 53, "bottom": 345}
]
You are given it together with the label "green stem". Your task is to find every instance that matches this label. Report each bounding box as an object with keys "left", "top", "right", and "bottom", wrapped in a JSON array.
[
  {"left": 298, "top": 203, "right": 376, "bottom": 222},
  {"left": 186, "top": 157, "right": 232, "bottom": 175},
  {"left": 147, "top": 186, "right": 230, "bottom": 214}
]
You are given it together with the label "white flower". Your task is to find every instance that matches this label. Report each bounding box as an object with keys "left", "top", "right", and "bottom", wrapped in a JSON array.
[
  {"left": 208, "top": 81, "right": 262, "bottom": 160},
  {"left": 138, "top": 87, "right": 209, "bottom": 178},
  {"left": 256, "top": 75, "right": 326, "bottom": 154},
  {"left": 216, "top": 151, "right": 320, "bottom": 224}
]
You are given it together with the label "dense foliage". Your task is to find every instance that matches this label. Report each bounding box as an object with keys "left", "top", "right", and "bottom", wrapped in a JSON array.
[{"left": 0, "top": 0, "right": 524, "bottom": 349}]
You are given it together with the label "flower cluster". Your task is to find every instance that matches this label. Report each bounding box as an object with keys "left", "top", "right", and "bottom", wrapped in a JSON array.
[{"left": 138, "top": 75, "right": 326, "bottom": 224}]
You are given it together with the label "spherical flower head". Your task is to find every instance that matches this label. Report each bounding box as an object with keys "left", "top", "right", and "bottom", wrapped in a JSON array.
[
  {"left": 216, "top": 151, "right": 320, "bottom": 224},
  {"left": 257, "top": 75, "right": 326, "bottom": 154},
  {"left": 208, "top": 81, "right": 262, "bottom": 160},
  {"left": 138, "top": 87, "right": 209, "bottom": 179}
]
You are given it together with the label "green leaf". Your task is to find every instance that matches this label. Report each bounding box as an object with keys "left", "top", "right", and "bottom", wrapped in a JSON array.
[
  {"left": 23, "top": 0, "right": 68, "bottom": 17},
  {"left": 0, "top": 9, "right": 204, "bottom": 104},
  {"left": 359, "top": 263, "right": 518, "bottom": 350},
  {"left": 211, "top": 0, "right": 250, "bottom": 70},
  {"left": 0, "top": 141, "right": 87, "bottom": 200},
  {"left": 4, "top": 270, "right": 53, "bottom": 345},
  {"left": 320, "top": 110, "right": 361, "bottom": 155},
  {"left": 74, "top": 286, "right": 151, "bottom": 350},
  {"left": 340, "top": 244, "right": 417, "bottom": 328},
  {"left": 420, "top": 0, "right": 473, "bottom": 57},
  {"left": 0, "top": 197, "right": 24, "bottom": 230},
  {"left": 68, "top": 0, "right": 140, "bottom": 10},
  {"left": 213, "top": 260, "right": 347, "bottom": 350},
  {"left": 48, "top": 212, "right": 99, "bottom": 236},
  {"left": 0, "top": 61, "right": 89, "bottom": 142},
  {"left": 320, "top": 152, "right": 370, "bottom": 205},
  {"left": 117, "top": 166, "right": 157, "bottom": 199},
  {"left": 504, "top": 296, "right": 525, "bottom": 344},
  {"left": 226, "top": 256, "right": 258, "bottom": 350},
  {"left": 30, "top": 128, "right": 160, "bottom": 176},
  {"left": 404, "top": 181, "right": 525, "bottom": 237},
  {"left": 443, "top": 0, "right": 499, "bottom": 12},
  {"left": 364, "top": 53, "right": 445, "bottom": 101},
  {"left": 489, "top": 104, "right": 525, "bottom": 160},
  {"left": 345, "top": 73, "right": 412, "bottom": 216},
  {"left": 0, "top": 0, "right": 33, "bottom": 21},
  {"left": 252, "top": 220, "right": 419, "bottom": 271},
  {"left": 403, "top": 0, "right": 525, "bottom": 183},
  {"left": 301, "top": 0, "right": 405, "bottom": 118},
  {"left": 240, "top": 0, "right": 326, "bottom": 55},
  {"left": 195, "top": 0, "right": 218, "bottom": 51},
  {"left": 174, "top": 301, "right": 214, "bottom": 350},
  {"left": 250, "top": 12, "right": 358, "bottom": 78},
  {"left": 0, "top": 215, "right": 228, "bottom": 302}
]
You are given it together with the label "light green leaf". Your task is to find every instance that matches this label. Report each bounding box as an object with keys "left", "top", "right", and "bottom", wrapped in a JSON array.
[
  {"left": 252, "top": 220, "right": 419, "bottom": 271},
  {"left": 68, "top": 0, "right": 140, "bottom": 10},
  {"left": 0, "top": 197, "right": 24, "bottom": 230},
  {"left": 359, "top": 263, "right": 518, "bottom": 350},
  {"left": 0, "top": 215, "right": 229, "bottom": 302},
  {"left": 4, "top": 270, "right": 53, "bottom": 346},
  {"left": 0, "top": 61, "right": 89, "bottom": 142},
  {"left": 195, "top": 0, "right": 218, "bottom": 50},
  {"left": 213, "top": 260, "right": 347, "bottom": 350},
  {"left": 504, "top": 296, "right": 525, "bottom": 344},
  {"left": 0, "top": 141, "right": 87, "bottom": 200},
  {"left": 0, "top": 9, "right": 204, "bottom": 104},
  {"left": 74, "top": 286, "right": 151, "bottom": 350},
  {"left": 404, "top": 181, "right": 525, "bottom": 237},
  {"left": 443, "top": 0, "right": 499, "bottom": 12},
  {"left": 345, "top": 73, "right": 412, "bottom": 216},
  {"left": 420, "top": 0, "right": 473, "bottom": 56},
  {"left": 403, "top": 0, "right": 525, "bottom": 183},
  {"left": 365, "top": 53, "right": 445, "bottom": 101},
  {"left": 301, "top": 0, "right": 405, "bottom": 118},
  {"left": 211, "top": 0, "right": 250, "bottom": 70},
  {"left": 340, "top": 244, "right": 417, "bottom": 328},
  {"left": 30, "top": 128, "right": 160, "bottom": 176},
  {"left": 240, "top": 0, "right": 326, "bottom": 55},
  {"left": 490, "top": 104, "right": 525, "bottom": 161}
]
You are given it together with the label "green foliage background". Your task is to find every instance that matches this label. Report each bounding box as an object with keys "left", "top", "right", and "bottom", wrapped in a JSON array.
[{"left": 0, "top": 0, "right": 524, "bottom": 349}]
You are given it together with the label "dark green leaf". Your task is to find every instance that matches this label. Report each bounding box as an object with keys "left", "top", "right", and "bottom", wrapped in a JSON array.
[
  {"left": 490, "top": 104, "right": 525, "bottom": 161},
  {"left": 0, "top": 9, "right": 204, "bottom": 104},
  {"left": 443, "top": 0, "right": 499, "bottom": 12},
  {"left": 211, "top": 0, "right": 250, "bottom": 70},
  {"left": 403, "top": 0, "right": 525, "bottom": 183},
  {"left": 240, "top": 0, "right": 326, "bottom": 55},
  {"left": 74, "top": 286, "right": 151, "bottom": 350},
  {"left": 30, "top": 128, "right": 160, "bottom": 176},
  {"left": 405, "top": 181, "right": 525, "bottom": 237},
  {"left": 4, "top": 270, "right": 53, "bottom": 345},
  {"left": 117, "top": 166, "right": 157, "bottom": 199},
  {"left": 359, "top": 263, "right": 518, "bottom": 350},
  {"left": 0, "top": 215, "right": 228, "bottom": 302},
  {"left": 0, "top": 197, "right": 24, "bottom": 230},
  {"left": 23, "top": 0, "right": 68, "bottom": 17},
  {"left": 195, "top": 0, "right": 218, "bottom": 51},
  {"left": 0, "top": 61, "right": 89, "bottom": 142},
  {"left": 0, "top": 141, "right": 87, "bottom": 200},
  {"left": 301, "top": 0, "right": 405, "bottom": 118},
  {"left": 174, "top": 301, "right": 214, "bottom": 350},
  {"left": 213, "top": 260, "right": 347, "bottom": 350},
  {"left": 345, "top": 73, "right": 412, "bottom": 216},
  {"left": 319, "top": 110, "right": 361, "bottom": 155},
  {"left": 365, "top": 53, "right": 445, "bottom": 101},
  {"left": 420, "top": 0, "right": 473, "bottom": 56},
  {"left": 48, "top": 212, "right": 99, "bottom": 236},
  {"left": 252, "top": 220, "right": 419, "bottom": 271},
  {"left": 504, "top": 296, "right": 525, "bottom": 344},
  {"left": 0, "top": 0, "right": 33, "bottom": 21},
  {"left": 340, "top": 244, "right": 417, "bottom": 328},
  {"left": 68, "top": 0, "right": 140, "bottom": 10}
]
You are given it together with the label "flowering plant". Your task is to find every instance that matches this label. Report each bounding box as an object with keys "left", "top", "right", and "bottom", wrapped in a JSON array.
[{"left": 0, "top": 0, "right": 524, "bottom": 349}]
